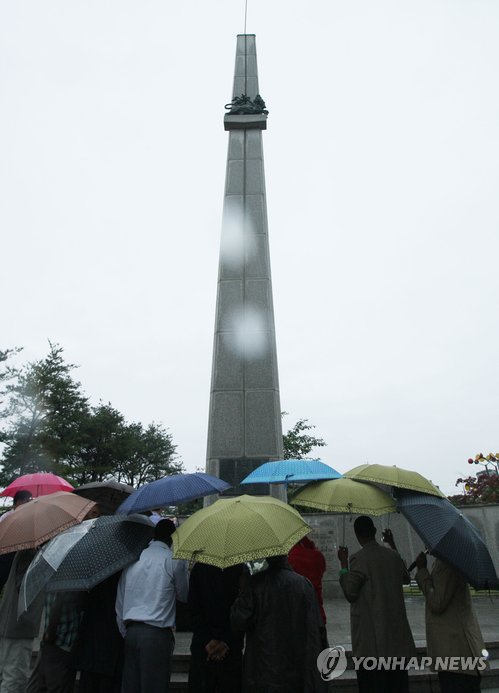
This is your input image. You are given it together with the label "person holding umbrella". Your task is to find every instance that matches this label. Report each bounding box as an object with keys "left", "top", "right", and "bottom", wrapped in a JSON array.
[
  {"left": 231, "top": 554, "right": 327, "bottom": 692},
  {"left": 116, "top": 519, "right": 189, "bottom": 693},
  {"left": 337, "top": 516, "right": 416, "bottom": 693},
  {"left": 0, "top": 549, "right": 44, "bottom": 693},
  {"left": 414, "top": 552, "right": 487, "bottom": 692}
]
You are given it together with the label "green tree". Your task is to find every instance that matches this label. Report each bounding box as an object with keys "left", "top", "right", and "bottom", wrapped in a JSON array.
[
  {"left": 0, "top": 344, "right": 183, "bottom": 487},
  {"left": 0, "top": 343, "right": 89, "bottom": 484},
  {"left": 0, "top": 348, "right": 21, "bottom": 436},
  {"left": 66, "top": 403, "right": 126, "bottom": 485},
  {"left": 114, "top": 422, "right": 182, "bottom": 487},
  {"left": 282, "top": 412, "right": 327, "bottom": 460}
]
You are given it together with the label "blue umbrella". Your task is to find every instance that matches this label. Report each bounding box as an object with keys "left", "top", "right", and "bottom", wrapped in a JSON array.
[
  {"left": 240, "top": 459, "right": 342, "bottom": 485},
  {"left": 116, "top": 473, "right": 231, "bottom": 515},
  {"left": 397, "top": 490, "right": 499, "bottom": 590}
]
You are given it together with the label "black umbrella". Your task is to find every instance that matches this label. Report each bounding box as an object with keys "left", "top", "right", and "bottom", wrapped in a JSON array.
[
  {"left": 19, "top": 514, "right": 154, "bottom": 613},
  {"left": 73, "top": 480, "right": 135, "bottom": 515},
  {"left": 396, "top": 490, "right": 499, "bottom": 590}
]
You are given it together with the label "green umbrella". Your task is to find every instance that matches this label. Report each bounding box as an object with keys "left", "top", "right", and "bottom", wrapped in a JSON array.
[
  {"left": 343, "top": 463, "right": 445, "bottom": 498},
  {"left": 290, "top": 477, "right": 397, "bottom": 515},
  {"left": 172, "top": 494, "right": 310, "bottom": 569}
]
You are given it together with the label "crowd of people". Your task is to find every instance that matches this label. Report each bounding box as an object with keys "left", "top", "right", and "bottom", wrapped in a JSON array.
[{"left": 0, "top": 494, "right": 489, "bottom": 693}]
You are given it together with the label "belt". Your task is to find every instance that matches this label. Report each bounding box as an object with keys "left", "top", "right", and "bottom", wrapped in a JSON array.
[{"left": 125, "top": 620, "right": 173, "bottom": 631}]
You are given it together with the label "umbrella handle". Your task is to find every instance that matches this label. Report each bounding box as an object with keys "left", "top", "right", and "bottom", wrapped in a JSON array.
[{"left": 342, "top": 515, "right": 346, "bottom": 546}]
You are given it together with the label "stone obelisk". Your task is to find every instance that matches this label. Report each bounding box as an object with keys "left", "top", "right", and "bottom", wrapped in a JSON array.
[{"left": 206, "top": 34, "right": 283, "bottom": 496}]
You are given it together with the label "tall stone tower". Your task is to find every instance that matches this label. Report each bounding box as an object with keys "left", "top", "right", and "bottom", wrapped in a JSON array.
[{"left": 206, "top": 34, "right": 283, "bottom": 496}]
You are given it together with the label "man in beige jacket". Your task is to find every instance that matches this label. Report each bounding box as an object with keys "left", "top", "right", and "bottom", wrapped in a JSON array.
[
  {"left": 415, "top": 553, "right": 486, "bottom": 692},
  {"left": 338, "top": 516, "right": 416, "bottom": 693}
]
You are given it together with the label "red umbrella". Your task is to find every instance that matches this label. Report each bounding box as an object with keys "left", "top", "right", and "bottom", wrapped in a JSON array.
[{"left": 0, "top": 473, "right": 74, "bottom": 498}]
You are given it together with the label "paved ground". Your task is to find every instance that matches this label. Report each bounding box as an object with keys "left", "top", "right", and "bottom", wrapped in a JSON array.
[
  {"left": 323, "top": 594, "right": 499, "bottom": 649},
  {"left": 174, "top": 594, "right": 499, "bottom": 654}
]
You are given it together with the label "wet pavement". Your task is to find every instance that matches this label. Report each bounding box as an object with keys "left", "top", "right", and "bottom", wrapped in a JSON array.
[{"left": 174, "top": 594, "right": 499, "bottom": 654}]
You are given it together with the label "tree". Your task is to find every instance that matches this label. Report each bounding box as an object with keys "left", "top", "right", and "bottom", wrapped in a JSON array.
[
  {"left": 282, "top": 412, "right": 327, "bottom": 460},
  {"left": 0, "top": 347, "right": 21, "bottom": 437},
  {"left": 0, "top": 344, "right": 183, "bottom": 487},
  {"left": 66, "top": 403, "right": 126, "bottom": 485},
  {"left": 0, "top": 343, "right": 89, "bottom": 484},
  {"left": 114, "top": 422, "right": 182, "bottom": 487}
]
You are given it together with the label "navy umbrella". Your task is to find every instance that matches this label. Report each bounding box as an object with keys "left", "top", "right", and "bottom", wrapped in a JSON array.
[
  {"left": 397, "top": 490, "right": 499, "bottom": 590},
  {"left": 116, "top": 473, "right": 231, "bottom": 515}
]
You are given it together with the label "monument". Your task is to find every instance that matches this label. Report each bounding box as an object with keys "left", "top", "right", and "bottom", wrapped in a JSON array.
[{"left": 206, "top": 34, "right": 284, "bottom": 496}]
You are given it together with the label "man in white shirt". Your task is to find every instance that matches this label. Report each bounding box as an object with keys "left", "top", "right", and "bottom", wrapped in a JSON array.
[{"left": 116, "top": 519, "right": 189, "bottom": 693}]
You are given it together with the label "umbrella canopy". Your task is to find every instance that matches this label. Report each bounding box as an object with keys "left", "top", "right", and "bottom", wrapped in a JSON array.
[
  {"left": 1, "top": 472, "right": 74, "bottom": 498},
  {"left": 172, "top": 494, "right": 311, "bottom": 569},
  {"left": 19, "top": 514, "right": 154, "bottom": 613},
  {"left": 0, "top": 492, "right": 96, "bottom": 555},
  {"left": 344, "top": 463, "right": 445, "bottom": 498},
  {"left": 397, "top": 490, "right": 499, "bottom": 590},
  {"left": 117, "top": 473, "right": 231, "bottom": 515},
  {"left": 290, "top": 477, "right": 396, "bottom": 516},
  {"left": 73, "top": 480, "right": 134, "bottom": 515},
  {"left": 240, "top": 459, "right": 342, "bottom": 485}
]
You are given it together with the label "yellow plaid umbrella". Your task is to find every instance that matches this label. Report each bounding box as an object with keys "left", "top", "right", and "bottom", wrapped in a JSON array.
[
  {"left": 344, "top": 463, "right": 444, "bottom": 498},
  {"left": 172, "top": 494, "right": 310, "bottom": 569},
  {"left": 290, "top": 477, "right": 397, "bottom": 515}
]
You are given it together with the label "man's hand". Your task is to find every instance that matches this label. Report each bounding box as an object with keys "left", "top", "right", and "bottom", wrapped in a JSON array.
[
  {"left": 205, "top": 639, "right": 229, "bottom": 662},
  {"left": 381, "top": 528, "right": 396, "bottom": 550},
  {"left": 415, "top": 552, "right": 427, "bottom": 570},
  {"left": 337, "top": 546, "right": 349, "bottom": 569}
]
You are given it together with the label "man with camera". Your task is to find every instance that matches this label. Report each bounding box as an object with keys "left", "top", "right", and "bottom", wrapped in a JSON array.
[{"left": 338, "top": 516, "right": 416, "bottom": 693}]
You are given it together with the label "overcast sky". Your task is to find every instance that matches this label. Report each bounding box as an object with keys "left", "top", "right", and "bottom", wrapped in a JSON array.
[{"left": 1, "top": 1, "right": 498, "bottom": 495}]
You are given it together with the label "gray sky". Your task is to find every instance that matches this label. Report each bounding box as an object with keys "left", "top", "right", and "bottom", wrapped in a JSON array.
[{"left": 1, "top": 1, "right": 498, "bottom": 495}]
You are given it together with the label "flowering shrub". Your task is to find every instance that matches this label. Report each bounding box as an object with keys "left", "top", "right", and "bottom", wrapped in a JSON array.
[{"left": 449, "top": 473, "right": 499, "bottom": 505}]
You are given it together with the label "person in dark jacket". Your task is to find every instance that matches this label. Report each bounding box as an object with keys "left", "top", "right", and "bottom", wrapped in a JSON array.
[
  {"left": 0, "top": 549, "right": 44, "bottom": 692},
  {"left": 73, "top": 572, "right": 124, "bottom": 693},
  {"left": 230, "top": 555, "right": 327, "bottom": 693},
  {"left": 188, "top": 562, "right": 243, "bottom": 692}
]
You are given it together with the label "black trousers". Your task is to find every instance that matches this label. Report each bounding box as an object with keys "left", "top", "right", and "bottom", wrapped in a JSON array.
[
  {"left": 438, "top": 671, "right": 481, "bottom": 692},
  {"left": 356, "top": 667, "right": 410, "bottom": 693},
  {"left": 121, "top": 622, "right": 174, "bottom": 693},
  {"left": 38, "top": 643, "right": 77, "bottom": 693},
  {"left": 188, "top": 646, "right": 242, "bottom": 693}
]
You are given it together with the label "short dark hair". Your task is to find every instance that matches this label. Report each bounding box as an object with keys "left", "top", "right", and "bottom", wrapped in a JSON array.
[
  {"left": 154, "top": 519, "right": 176, "bottom": 545},
  {"left": 354, "top": 516, "right": 376, "bottom": 539},
  {"left": 13, "top": 490, "right": 33, "bottom": 506}
]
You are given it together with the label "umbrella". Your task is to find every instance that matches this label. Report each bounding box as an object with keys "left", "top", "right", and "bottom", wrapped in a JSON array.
[
  {"left": 117, "top": 473, "right": 231, "bottom": 515},
  {"left": 0, "top": 492, "right": 96, "bottom": 555},
  {"left": 1, "top": 472, "right": 74, "bottom": 498},
  {"left": 73, "top": 480, "right": 134, "bottom": 515},
  {"left": 344, "top": 463, "right": 445, "bottom": 498},
  {"left": 240, "top": 459, "right": 342, "bottom": 485},
  {"left": 172, "top": 494, "right": 311, "bottom": 569},
  {"left": 290, "top": 477, "right": 396, "bottom": 515},
  {"left": 19, "top": 514, "right": 154, "bottom": 613},
  {"left": 396, "top": 490, "right": 499, "bottom": 590},
  {"left": 290, "top": 477, "right": 396, "bottom": 544}
]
